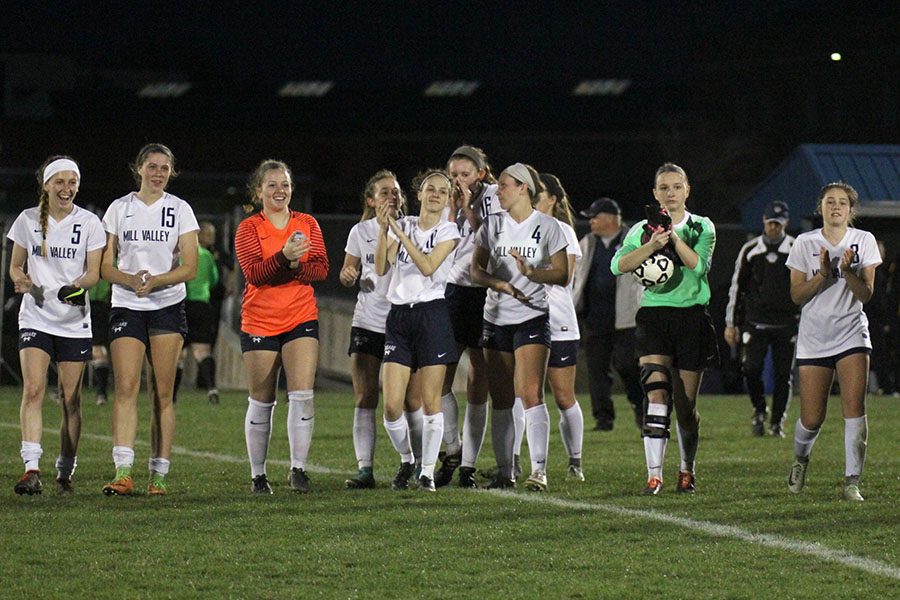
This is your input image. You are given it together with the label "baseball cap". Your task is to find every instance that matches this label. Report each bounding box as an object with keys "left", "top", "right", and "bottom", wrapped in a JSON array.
[
  {"left": 764, "top": 201, "right": 789, "bottom": 224},
  {"left": 580, "top": 197, "right": 621, "bottom": 218}
]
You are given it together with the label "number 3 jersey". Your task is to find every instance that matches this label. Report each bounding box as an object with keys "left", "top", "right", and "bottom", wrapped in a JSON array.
[
  {"left": 103, "top": 193, "right": 199, "bottom": 310},
  {"left": 7, "top": 205, "right": 106, "bottom": 337},
  {"left": 475, "top": 210, "right": 567, "bottom": 326}
]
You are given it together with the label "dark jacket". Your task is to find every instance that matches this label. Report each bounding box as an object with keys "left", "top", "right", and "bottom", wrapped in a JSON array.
[{"left": 725, "top": 234, "right": 798, "bottom": 328}]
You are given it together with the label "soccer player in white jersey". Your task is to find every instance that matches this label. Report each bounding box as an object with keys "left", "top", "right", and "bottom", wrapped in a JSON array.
[
  {"left": 785, "top": 182, "right": 880, "bottom": 502},
  {"left": 9, "top": 156, "right": 105, "bottom": 495},
  {"left": 100, "top": 144, "right": 199, "bottom": 496},
  {"left": 471, "top": 163, "right": 569, "bottom": 491},
  {"left": 374, "top": 170, "right": 461, "bottom": 491},
  {"left": 339, "top": 170, "right": 425, "bottom": 489},
  {"left": 434, "top": 145, "right": 503, "bottom": 489}
]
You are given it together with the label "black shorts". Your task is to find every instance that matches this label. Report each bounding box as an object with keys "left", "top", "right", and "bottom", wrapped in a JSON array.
[
  {"left": 90, "top": 300, "right": 110, "bottom": 345},
  {"left": 634, "top": 305, "right": 718, "bottom": 371},
  {"left": 384, "top": 300, "right": 458, "bottom": 369},
  {"left": 796, "top": 347, "right": 870, "bottom": 369},
  {"left": 109, "top": 302, "right": 187, "bottom": 347},
  {"left": 241, "top": 320, "right": 319, "bottom": 353},
  {"left": 481, "top": 314, "right": 551, "bottom": 353},
  {"left": 548, "top": 339, "right": 578, "bottom": 368},
  {"left": 185, "top": 300, "right": 217, "bottom": 345},
  {"left": 446, "top": 283, "right": 488, "bottom": 348},
  {"left": 19, "top": 329, "right": 91, "bottom": 362},
  {"left": 347, "top": 327, "right": 386, "bottom": 359}
]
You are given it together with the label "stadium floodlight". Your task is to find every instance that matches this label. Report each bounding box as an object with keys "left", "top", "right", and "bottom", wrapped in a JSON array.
[
  {"left": 137, "top": 82, "right": 192, "bottom": 98},
  {"left": 572, "top": 79, "right": 631, "bottom": 96},
  {"left": 423, "top": 81, "right": 480, "bottom": 97},
  {"left": 830, "top": 52, "right": 842, "bottom": 61},
  {"left": 278, "top": 81, "right": 335, "bottom": 97}
]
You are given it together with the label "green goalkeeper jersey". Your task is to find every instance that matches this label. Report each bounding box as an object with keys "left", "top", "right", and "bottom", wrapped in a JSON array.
[
  {"left": 185, "top": 246, "right": 220, "bottom": 303},
  {"left": 611, "top": 212, "right": 716, "bottom": 308}
]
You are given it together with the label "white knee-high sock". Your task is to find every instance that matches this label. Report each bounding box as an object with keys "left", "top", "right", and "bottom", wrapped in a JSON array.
[
  {"left": 793, "top": 419, "right": 820, "bottom": 460},
  {"left": 512, "top": 397, "right": 525, "bottom": 456},
  {"left": 421, "top": 413, "right": 445, "bottom": 480},
  {"left": 558, "top": 403, "right": 584, "bottom": 460},
  {"left": 245, "top": 398, "right": 275, "bottom": 478},
  {"left": 20, "top": 441, "right": 42, "bottom": 472},
  {"left": 112, "top": 445, "right": 135, "bottom": 470},
  {"left": 441, "top": 392, "right": 461, "bottom": 454},
  {"left": 148, "top": 457, "right": 170, "bottom": 475},
  {"left": 287, "top": 390, "right": 314, "bottom": 470},
  {"left": 353, "top": 407, "right": 376, "bottom": 469},
  {"left": 643, "top": 404, "right": 668, "bottom": 479},
  {"left": 525, "top": 404, "right": 550, "bottom": 473},
  {"left": 462, "top": 402, "right": 488, "bottom": 468},
  {"left": 676, "top": 422, "right": 699, "bottom": 473},
  {"left": 405, "top": 407, "right": 424, "bottom": 462},
  {"left": 844, "top": 415, "right": 867, "bottom": 478},
  {"left": 491, "top": 408, "right": 516, "bottom": 479},
  {"left": 383, "top": 415, "right": 414, "bottom": 464}
]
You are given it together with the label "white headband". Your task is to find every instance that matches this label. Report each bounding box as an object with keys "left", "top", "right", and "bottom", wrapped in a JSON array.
[
  {"left": 503, "top": 163, "right": 536, "bottom": 195},
  {"left": 43, "top": 159, "right": 81, "bottom": 184}
]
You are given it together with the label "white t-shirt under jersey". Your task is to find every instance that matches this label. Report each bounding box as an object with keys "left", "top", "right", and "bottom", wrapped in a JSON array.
[
  {"left": 447, "top": 183, "right": 501, "bottom": 287},
  {"left": 103, "top": 192, "right": 199, "bottom": 311},
  {"left": 475, "top": 209, "right": 567, "bottom": 326},
  {"left": 386, "top": 216, "right": 461, "bottom": 306},
  {"left": 548, "top": 220, "right": 581, "bottom": 342},
  {"left": 345, "top": 218, "right": 392, "bottom": 333},
  {"left": 7, "top": 205, "right": 106, "bottom": 337},
  {"left": 786, "top": 227, "right": 881, "bottom": 359}
]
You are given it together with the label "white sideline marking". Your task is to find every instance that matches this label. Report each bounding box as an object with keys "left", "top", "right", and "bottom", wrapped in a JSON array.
[{"left": 4, "top": 421, "right": 898, "bottom": 581}]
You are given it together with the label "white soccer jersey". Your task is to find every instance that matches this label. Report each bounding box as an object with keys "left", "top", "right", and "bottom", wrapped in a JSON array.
[
  {"left": 786, "top": 228, "right": 881, "bottom": 359},
  {"left": 345, "top": 218, "right": 392, "bottom": 332},
  {"left": 447, "top": 184, "right": 501, "bottom": 286},
  {"left": 548, "top": 220, "right": 581, "bottom": 342},
  {"left": 386, "top": 217, "right": 461, "bottom": 306},
  {"left": 103, "top": 192, "right": 199, "bottom": 310},
  {"left": 7, "top": 205, "right": 106, "bottom": 337},
  {"left": 475, "top": 209, "right": 567, "bottom": 326}
]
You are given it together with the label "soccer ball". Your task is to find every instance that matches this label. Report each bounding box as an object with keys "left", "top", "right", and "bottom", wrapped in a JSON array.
[{"left": 632, "top": 254, "right": 674, "bottom": 288}]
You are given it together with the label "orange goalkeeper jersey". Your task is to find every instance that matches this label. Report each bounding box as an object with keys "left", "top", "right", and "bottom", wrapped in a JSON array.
[{"left": 235, "top": 210, "right": 329, "bottom": 336}]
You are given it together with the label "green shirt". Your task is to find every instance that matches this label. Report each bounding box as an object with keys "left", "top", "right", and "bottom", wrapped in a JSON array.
[
  {"left": 88, "top": 278, "right": 111, "bottom": 303},
  {"left": 185, "top": 246, "right": 220, "bottom": 303},
  {"left": 611, "top": 212, "right": 716, "bottom": 308}
]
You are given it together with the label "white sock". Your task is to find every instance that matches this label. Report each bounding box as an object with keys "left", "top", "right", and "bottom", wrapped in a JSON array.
[
  {"left": 405, "top": 407, "right": 424, "bottom": 462},
  {"left": 491, "top": 408, "right": 516, "bottom": 479},
  {"left": 287, "top": 390, "right": 314, "bottom": 470},
  {"left": 56, "top": 455, "right": 77, "bottom": 479},
  {"left": 844, "top": 415, "right": 867, "bottom": 478},
  {"left": 112, "top": 445, "right": 135, "bottom": 470},
  {"left": 793, "top": 419, "right": 820, "bottom": 460},
  {"left": 676, "top": 422, "right": 699, "bottom": 473},
  {"left": 558, "top": 403, "right": 584, "bottom": 460},
  {"left": 512, "top": 397, "right": 525, "bottom": 456},
  {"left": 525, "top": 404, "right": 550, "bottom": 474},
  {"left": 21, "top": 441, "right": 42, "bottom": 472},
  {"left": 148, "top": 457, "right": 170, "bottom": 476},
  {"left": 643, "top": 404, "right": 669, "bottom": 479},
  {"left": 462, "top": 402, "right": 488, "bottom": 468},
  {"left": 353, "top": 408, "right": 376, "bottom": 469},
  {"left": 440, "top": 392, "right": 461, "bottom": 454},
  {"left": 245, "top": 398, "right": 274, "bottom": 478},
  {"left": 383, "top": 415, "right": 414, "bottom": 464},
  {"left": 421, "top": 413, "right": 444, "bottom": 480}
]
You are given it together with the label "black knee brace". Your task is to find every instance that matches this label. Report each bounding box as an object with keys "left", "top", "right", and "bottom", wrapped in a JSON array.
[{"left": 640, "top": 363, "right": 673, "bottom": 439}]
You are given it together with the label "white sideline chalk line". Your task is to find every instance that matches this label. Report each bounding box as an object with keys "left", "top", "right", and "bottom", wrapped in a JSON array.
[{"left": 3, "top": 421, "right": 898, "bottom": 581}]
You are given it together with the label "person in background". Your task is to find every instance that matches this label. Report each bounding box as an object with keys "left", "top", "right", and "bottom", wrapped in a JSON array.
[{"left": 88, "top": 276, "right": 112, "bottom": 406}]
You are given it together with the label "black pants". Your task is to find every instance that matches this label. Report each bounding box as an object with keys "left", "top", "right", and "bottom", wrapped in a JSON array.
[
  {"left": 741, "top": 323, "right": 796, "bottom": 424},
  {"left": 583, "top": 327, "right": 643, "bottom": 424}
]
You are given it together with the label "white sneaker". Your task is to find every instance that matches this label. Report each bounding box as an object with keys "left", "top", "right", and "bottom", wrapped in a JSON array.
[
  {"left": 842, "top": 483, "right": 864, "bottom": 502},
  {"left": 788, "top": 458, "right": 809, "bottom": 494},
  {"left": 524, "top": 470, "right": 548, "bottom": 492}
]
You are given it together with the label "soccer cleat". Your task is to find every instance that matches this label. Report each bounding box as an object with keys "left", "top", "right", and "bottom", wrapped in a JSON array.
[
  {"left": 676, "top": 470, "right": 696, "bottom": 494},
  {"left": 434, "top": 450, "right": 462, "bottom": 488},
  {"left": 567, "top": 463, "right": 585, "bottom": 482},
  {"left": 642, "top": 477, "right": 663, "bottom": 496},
  {"left": 14, "top": 470, "right": 43, "bottom": 495},
  {"left": 594, "top": 419, "right": 614, "bottom": 431},
  {"left": 56, "top": 477, "right": 74, "bottom": 495},
  {"left": 769, "top": 422, "right": 785, "bottom": 438},
  {"left": 208, "top": 390, "right": 220, "bottom": 405},
  {"left": 147, "top": 473, "right": 168, "bottom": 496},
  {"left": 391, "top": 462, "right": 415, "bottom": 490},
  {"left": 842, "top": 483, "right": 864, "bottom": 502},
  {"left": 102, "top": 470, "right": 134, "bottom": 496},
  {"left": 251, "top": 474, "right": 273, "bottom": 494},
  {"left": 787, "top": 458, "right": 809, "bottom": 494},
  {"left": 524, "top": 470, "right": 548, "bottom": 492},
  {"left": 458, "top": 466, "right": 478, "bottom": 489},
  {"left": 486, "top": 475, "right": 516, "bottom": 490},
  {"left": 289, "top": 467, "right": 310, "bottom": 493},
  {"left": 345, "top": 467, "right": 376, "bottom": 490},
  {"left": 751, "top": 412, "right": 766, "bottom": 437},
  {"left": 96, "top": 393, "right": 108, "bottom": 406},
  {"left": 418, "top": 475, "right": 436, "bottom": 492}
]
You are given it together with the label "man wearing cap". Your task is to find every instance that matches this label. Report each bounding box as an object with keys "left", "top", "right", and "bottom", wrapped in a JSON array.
[
  {"left": 572, "top": 198, "right": 644, "bottom": 431},
  {"left": 725, "top": 200, "right": 799, "bottom": 437}
]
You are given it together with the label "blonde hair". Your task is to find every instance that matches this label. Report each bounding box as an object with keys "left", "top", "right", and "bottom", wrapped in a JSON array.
[
  {"left": 817, "top": 181, "right": 859, "bottom": 225},
  {"left": 360, "top": 170, "right": 406, "bottom": 221},
  {"left": 655, "top": 162, "right": 689, "bottom": 185},
  {"left": 244, "top": 159, "right": 292, "bottom": 214},
  {"left": 35, "top": 155, "right": 78, "bottom": 257}
]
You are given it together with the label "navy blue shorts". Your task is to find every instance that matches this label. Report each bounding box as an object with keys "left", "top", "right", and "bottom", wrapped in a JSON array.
[
  {"left": 241, "top": 320, "right": 319, "bottom": 353},
  {"left": 446, "top": 283, "right": 488, "bottom": 348},
  {"left": 347, "top": 327, "right": 386, "bottom": 359},
  {"left": 796, "top": 347, "right": 870, "bottom": 369},
  {"left": 548, "top": 339, "right": 579, "bottom": 368},
  {"left": 109, "top": 302, "right": 187, "bottom": 347},
  {"left": 185, "top": 300, "right": 217, "bottom": 345},
  {"left": 634, "top": 305, "right": 718, "bottom": 371},
  {"left": 384, "top": 300, "right": 458, "bottom": 369},
  {"left": 19, "top": 329, "right": 91, "bottom": 362},
  {"left": 481, "top": 314, "right": 551, "bottom": 353}
]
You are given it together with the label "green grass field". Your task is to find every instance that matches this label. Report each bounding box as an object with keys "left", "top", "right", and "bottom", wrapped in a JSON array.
[{"left": 1, "top": 386, "right": 898, "bottom": 599}]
